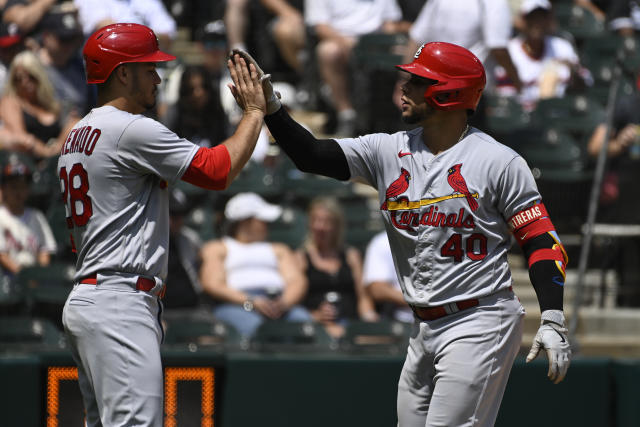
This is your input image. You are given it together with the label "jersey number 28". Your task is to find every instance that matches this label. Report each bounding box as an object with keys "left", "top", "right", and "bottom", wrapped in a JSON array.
[{"left": 59, "top": 163, "right": 93, "bottom": 227}]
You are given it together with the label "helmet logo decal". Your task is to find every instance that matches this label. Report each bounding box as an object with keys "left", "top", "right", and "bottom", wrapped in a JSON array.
[{"left": 414, "top": 44, "right": 425, "bottom": 59}]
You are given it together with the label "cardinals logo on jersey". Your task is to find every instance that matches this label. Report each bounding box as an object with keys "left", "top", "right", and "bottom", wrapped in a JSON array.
[
  {"left": 447, "top": 164, "right": 478, "bottom": 212},
  {"left": 381, "top": 168, "right": 411, "bottom": 210}
]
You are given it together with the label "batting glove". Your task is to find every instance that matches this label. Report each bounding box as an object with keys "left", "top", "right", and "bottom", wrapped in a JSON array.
[
  {"left": 230, "top": 48, "right": 282, "bottom": 115},
  {"left": 526, "top": 310, "right": 571, "bottom": 384}
]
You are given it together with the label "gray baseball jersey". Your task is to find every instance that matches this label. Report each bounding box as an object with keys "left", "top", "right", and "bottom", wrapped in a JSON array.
[
  {"left": 336, "top": 126, "right": 539, "bottom": 307},
  {"left": 57, "top": 105, "right": 199, "bottom": 282}
]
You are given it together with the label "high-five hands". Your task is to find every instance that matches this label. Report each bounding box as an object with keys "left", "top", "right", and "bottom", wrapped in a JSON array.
[
  {"left": 230, "top": 49, "right": 282, "bottom": 115},
  {"left": 526, "top": 310, "right": 571, "bottom": 384},
  {"left": 226, "top": 53, "right": 266, "bottom": 115}
]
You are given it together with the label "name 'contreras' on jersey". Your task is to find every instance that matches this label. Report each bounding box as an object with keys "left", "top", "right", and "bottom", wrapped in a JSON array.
[
  {"left": 57, "top": 106, "right": 199, "bottom": 283},
  {"left": 336, "top": 127, "right": 540, "bottom": 307}
]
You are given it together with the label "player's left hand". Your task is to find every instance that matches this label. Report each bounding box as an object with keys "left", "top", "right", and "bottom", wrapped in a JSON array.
[{"left": 526, "top": 310, "right": 571, "bottom": 384}]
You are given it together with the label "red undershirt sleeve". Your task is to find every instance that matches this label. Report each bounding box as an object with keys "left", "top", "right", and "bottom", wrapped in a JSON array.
[{"left": 181, "top": 145, "right": 231, "bottom": 190}]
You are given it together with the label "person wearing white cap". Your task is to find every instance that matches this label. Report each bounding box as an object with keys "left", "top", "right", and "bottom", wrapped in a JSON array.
[
  {"left": 200, "top": 192, "right": 311, "bottom": 336},
  {"left": 494, "top": 0, "right": 591, "bottom": 110}
]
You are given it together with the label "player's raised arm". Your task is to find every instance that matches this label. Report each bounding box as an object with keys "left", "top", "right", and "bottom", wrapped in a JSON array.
[
  {"left": 180, "top": 54, "right": 265, "bottom": 190},
  {"left": 229, "top": 49, "right": 351, "bottom": 180},
  {"left": 222, "top": 54, "right": 266, "bottom": 184}
]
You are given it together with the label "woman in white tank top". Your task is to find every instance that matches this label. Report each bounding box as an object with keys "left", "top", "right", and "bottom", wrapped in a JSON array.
[{"left": 200, "top": 193, "right": 311, "bottom": 337}]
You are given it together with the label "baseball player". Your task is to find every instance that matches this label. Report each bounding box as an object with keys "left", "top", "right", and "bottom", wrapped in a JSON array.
[
  {"left": 233, "top": 42, "right": 571, "bottom": 426},
  {"left": 58, "top": 23, "right": 266, "bottom": 426}
]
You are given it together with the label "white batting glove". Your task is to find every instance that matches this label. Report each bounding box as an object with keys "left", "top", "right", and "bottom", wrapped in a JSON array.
[
  {"left": 230, "top": 48, "right": 282, "bottom": 115},
  {"left": 526, "top": 310, "right": 571, "bottom": 384}
]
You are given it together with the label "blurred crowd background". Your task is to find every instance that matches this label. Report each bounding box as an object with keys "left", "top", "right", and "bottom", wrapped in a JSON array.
[{"left": 1, "top": 0, "right": 640, "bottom": 355}]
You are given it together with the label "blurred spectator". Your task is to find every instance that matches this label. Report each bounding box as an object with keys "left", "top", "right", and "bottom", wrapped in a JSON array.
[
  {"left": 304, "top": 0, "right": 404, "bottom": 136},
  {"left": 607, "top": 0, "right": 640, "bottom": 36},
  {"left": 0, "top": 158, "right": 57, "bottom": 287},
  {"left": 587, "top": 78, "right": 640, "bottom": 306},
  {"left": 575, "top": 1, "right": 608, "bottom": 23},
  {"left": 260, "top": 0, "right": 306, "bottom": 75},
  {"left": 200, "top": 192, "right": 311, "bottom": 337},
  {"left": 163, "top": 65, "right": 229, "bottom": 148},
  {"left": 0, "top": 21, "right": 24, "bottom": 92},
  {"left": 587, "top": 84, "right": 640, "bottom": 222},
  {"left": 160, "top": 20, "right": 230, "bottom": 124},
  {"left": 0, "top": 50, "right": 78, "bottom": 158},
  {"left": 362, "top": 231, "right": 413, "bottom": 323},
  {"left": 163, "top": 188, "right": 205, "bottom": 310},
  {"left": 2, "top": 0, "right": 55, "bottom": 35},
  {"left": 496, "top": 0, "right": 591, "bottom": 111},
  {"left": 297, "top": 196, "right": 378, "bottom": 338},
  {"left": 224, "top": 0, "right": 249, "bottom": 51},
  {"left": 399, "top": 0, "right": 521, "bottom": 98},
  {"left": 37, "top": 3, "right": 93, "bottom": 117},
  {"left": 73, "top": 0, "right": 177, "bottom": 52}
]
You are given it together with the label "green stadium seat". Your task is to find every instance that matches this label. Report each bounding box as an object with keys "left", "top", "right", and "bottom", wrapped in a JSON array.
[
  {"left": 0, "top": 316, "right": 67, "bottom": 351},
  {"left": 553, "top": 3, "right": 605, "bottom": 41},
  {"left": 483, "top": 94, "right": 533, "bottom": 136},
  {"left": 223, "top": 161, "right": 284, "bottom": 198},
  {"left": 0, "top": 277, "right": 26, "bottom": 315},
  {"left": 350, "top": 32, "right": 409, "bottom": 133},
  {"left": 517, "top": 128, "right": 592, "bottom": 182},
  {"left": 268, "top": 206, "right": 307, "bottom": 248},
  {"left": 17, "top": 263, "right": 75, "bottom": 329},
  {"left": 162, "top": 311, "right": 241, "bottom": 351},
  {"left": 352, "top": 32, "right": 407, "bottom": 71},
  {"left": 184, "top": 203, "right": 218, "bottom": 241},
  {"left": 341, "top": 320, "right": 411, "bottom": 355},
  {"left": 516, "top": 129, "right": 593, "bottom": 233},
  {"left": 581, "top": 35, "right": 640, "bottom": 105},
  {"left": 251, "top": 320, "right": 335, "bottom": 353},
  {"left": 530, "top": 95, "right": 605, "bottom": 138}
]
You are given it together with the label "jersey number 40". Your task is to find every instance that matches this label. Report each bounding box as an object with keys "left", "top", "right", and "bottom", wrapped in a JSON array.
[{"left": 441, "top": 233, "right": 487, "bottom": 262}]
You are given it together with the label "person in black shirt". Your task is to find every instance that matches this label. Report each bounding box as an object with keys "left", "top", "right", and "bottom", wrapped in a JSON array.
[{"left": 296, "top": 196, "right": 378, "bottom": 338}]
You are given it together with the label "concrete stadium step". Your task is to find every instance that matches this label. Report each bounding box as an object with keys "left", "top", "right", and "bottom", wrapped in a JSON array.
[{"left": 508, "top": 253, "right": 640, "bottom": 357}]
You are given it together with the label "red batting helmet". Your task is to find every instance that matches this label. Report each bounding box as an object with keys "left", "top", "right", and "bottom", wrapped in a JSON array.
[
  {"left": 83, "top": 23, "right": 176, "bottom": 84},
  {"left": 396, "top": 42, "right": 486, "bottom": 111}
]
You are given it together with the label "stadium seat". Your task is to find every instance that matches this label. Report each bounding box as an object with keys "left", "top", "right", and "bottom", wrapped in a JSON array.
[
  {"left": 162, "top": 311, "right": 241, "bottom": 351},
  {"left": 46, "top": 203, "right": 73, "bottom": 253},
  {"left": 283, "top": 168, "right": 354, "bottom": 199},
  {"left": 268, "top": 205, "right": 307, "bottom": 248},
  {"left": 251, "top": 320, "right": 335, "bottom": 353},
  {"left": 0, "top": 316, "right": 67, "bottom": 351},
  {"left": 184, "top": 203, "right": 218, "bottom": 241},
  {"left": 530, "top": 95, "right": 605, "bottom": 139},
  {"left": 350, "top": 32, "right": 409, "bottom": 133},
  {"left": 517, "top": 128, "right": 591, "bottom": 181},
  {"left": 553, "top": 3, "right": 605, "bottom": 41},
  {"left": 516, "top": 129, "right": 593, "bottom": 233},
  {"left": 340, "top": 196, "right": 383, "bottom": 252},
  {"left": 341, "top": 320, "right": 411, "bottom": 355},
  {"left": 0, "top": 277, "right": 26, "bottom": 315},
  {"left": 581, "top": 35, "right": 640, "bottom": 105},
  {"left": 17, "top": 263, "right": 75, "bottom": 329},
  {"left": 483, "top": 94, "right": 533, "bottom": 136},
  {"left": 223, "top": 161, "right": 284, "bottom": 198}
]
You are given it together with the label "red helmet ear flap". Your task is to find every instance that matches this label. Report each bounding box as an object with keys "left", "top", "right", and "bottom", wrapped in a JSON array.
[
  {"left": 396, "top": 42, "right": 486, "bottom": 111},
  {"left": 83, "top": 23, "right": 176, "bottom": 84}
]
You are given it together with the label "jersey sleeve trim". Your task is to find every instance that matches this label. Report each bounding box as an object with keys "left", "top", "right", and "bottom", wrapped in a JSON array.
[{"left": 181, "top": 145, "right": 231, "bottom": 190}]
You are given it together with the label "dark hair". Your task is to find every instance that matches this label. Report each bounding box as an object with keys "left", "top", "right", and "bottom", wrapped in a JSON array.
[{"left": 175, "top": 65, "right": 228, "bottom": 146}]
